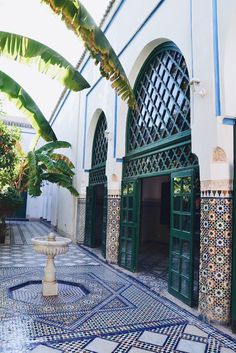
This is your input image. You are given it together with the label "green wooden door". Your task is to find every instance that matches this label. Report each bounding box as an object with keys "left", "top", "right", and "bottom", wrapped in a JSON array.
[
  {"left": 84, "top": 185, "right": 96, "bottom": 247},
  {"left": 101, "top": 185, "right": 107, "bottom": 258},
  {"left": 119, "top": 179, "right": 141, "bottom": 271},
  {"left": 169, "top": 169, "right": 195, "bottom": 306},
  {"left": 14, "top": 192, "right": 27, "bottom": 218}
]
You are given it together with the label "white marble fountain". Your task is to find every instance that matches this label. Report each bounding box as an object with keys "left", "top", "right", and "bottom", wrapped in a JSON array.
[{"left": 32, "top": 232, "right": 71, "bottom": 296}]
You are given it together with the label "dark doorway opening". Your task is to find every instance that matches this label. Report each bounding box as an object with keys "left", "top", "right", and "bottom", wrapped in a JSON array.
[
  {"left": 94, "top": 184, "right": 105, "bottom": 248},
  {"left": 138, "top": 175, "right": 171, "bottom": 282}
]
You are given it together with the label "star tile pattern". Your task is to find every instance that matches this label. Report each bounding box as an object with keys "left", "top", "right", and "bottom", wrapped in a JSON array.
[
  {"left": 1, "top": 222, "right": 236, "bottom": 352},
  {"left": 199, "top": 197, "right": 233, "bottom": 323}
]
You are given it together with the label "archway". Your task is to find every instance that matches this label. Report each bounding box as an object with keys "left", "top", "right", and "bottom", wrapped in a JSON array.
[
  {"left": 84, "top": 112, "right": 108, "bottom": 258},
  {"left": 118, "top": 42, "right": 200, "bottom": 306}
]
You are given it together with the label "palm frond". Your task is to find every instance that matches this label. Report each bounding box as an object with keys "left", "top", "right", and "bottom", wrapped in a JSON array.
[
  {"left": 51, "top": 153, "right": 75, "bottom": 169},
  {"left": 37, "top": 153, "right": 55, "bottom": 171},
  {"left": 0, "top": 31, "right": 90, "bottom": 92},
  {"left": 42, "top": 172, "right": 79, "bottom": 196},
  {"left": 0, "top": 70, "right": 57, "bottom": 142},
  {"left": 41, "top": 0, "right": 137, "bottom": 109},
  {"left": 36, "top": 140, "right": 71, "bottom": 153},
  {"left": 52, "top": 158, "right": 75, "bottom": 177}
]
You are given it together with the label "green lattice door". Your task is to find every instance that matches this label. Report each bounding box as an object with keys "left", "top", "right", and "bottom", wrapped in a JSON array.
[
  {"left": 119, "top": 179, "right": 141, "bottom": 271},
  {"left": 101, "top": 185, "right": 107, "bottom": 258},
  {"left": 169, "top": 169, "right": 195, "bottom": 306},
  {"left": 84, "top": 186, "right": 96, "bottom": 247}
]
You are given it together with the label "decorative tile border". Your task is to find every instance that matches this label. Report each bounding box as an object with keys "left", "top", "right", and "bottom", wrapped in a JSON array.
[
  {"left": 76, "top": 198, "right": 86, "bottom": 244},
  {"left": 106, "top": 195, "right": 121, "bottom": 264},
  {"left": 199, "top": 196, "right": 233, "bottom": 323}
]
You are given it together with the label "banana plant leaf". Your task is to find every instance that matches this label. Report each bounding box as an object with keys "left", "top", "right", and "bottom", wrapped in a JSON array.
[
  {"left": 17, "top": 141, "right": 78, "bottom": 197},
  {"left": 51, "top": 153, "right": 75, "bottom": 169},
  {"left": 41, "top": 0, "right": 137, "bottom": 109},
  {"left": 36, "top": 140, "right": 71, "bottom": 153},
  {"left": 42, "top": 172, "right": 79, "bottom": 196},
  {"left": 0, "top": 31, "right": 90, "bottom": 92},
  {"left": 0, "top": 70, "right": 57, "bottom": 141}
]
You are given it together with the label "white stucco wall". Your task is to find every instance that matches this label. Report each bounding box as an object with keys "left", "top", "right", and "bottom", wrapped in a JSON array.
[
  {"left": 48, "top": 90, "right": 81, "bottom": 238},
  {"left": 46, "top": 0, "right": 236, "bottom": 239}
]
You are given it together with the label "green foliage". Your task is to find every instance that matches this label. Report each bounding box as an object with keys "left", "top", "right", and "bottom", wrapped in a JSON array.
[
  {"left": 0, "top": 186, "right": 23, "bottom": 213},
  {"left": 0, "top": 120, "right": 22, "bottom": 190},
  {"left": 0, "top": 71, "right": 57, "bottom": 142},
  {"left": 0, "top": 31, "right": 90, "bottom": 92},
  {"left": 17, "top": 140, "right": 79, "bottom": 197},
  {"left": 0, "top": 186, "right": 23, "bottom": 243},
  {"left": 0, "top": 122, "right": 78, "bottom": 203},
  {"left": 41, "top": 0, "right": 137, "bottom": 109},
  {"left": 0, "top": 123, "right": 24, "bottom": 241}
]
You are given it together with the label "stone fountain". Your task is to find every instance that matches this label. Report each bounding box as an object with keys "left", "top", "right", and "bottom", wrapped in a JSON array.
[{"left": 32, "top": 232, "right": 71, "bottom": 296}]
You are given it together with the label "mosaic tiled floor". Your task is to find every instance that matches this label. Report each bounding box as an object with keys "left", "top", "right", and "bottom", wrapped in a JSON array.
[{"left": 1, "top": 222, "right": 236, "bottom": 352}]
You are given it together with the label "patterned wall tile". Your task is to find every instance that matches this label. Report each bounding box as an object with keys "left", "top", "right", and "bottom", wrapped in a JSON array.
[
  {"left": 106, "top": 195, "right": 121, "bottom": 264},
  {"left": 199, "top": 196, "right": 233, "bottom": 324},
  {"left": 76, "top": 198, "right": 86, "bottom": 243}
]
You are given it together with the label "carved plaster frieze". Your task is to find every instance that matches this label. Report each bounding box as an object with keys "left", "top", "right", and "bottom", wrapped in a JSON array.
[
  {"left": 201, "top": 180, "right": 233, "bottom": 198},
  {"left": 201, "top": 180, "right": 233, "bottom": 191},
  {"left": 108, "top": 189, "right": 121, "bottom": 197}
]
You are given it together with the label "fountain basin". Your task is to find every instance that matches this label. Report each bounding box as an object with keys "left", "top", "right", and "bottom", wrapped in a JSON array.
[
  {"left": 32, "top": 232, "right": 72, "bottom": 296},
  {"left": 32, "top": 236, "right": 71, "bottom": 256}
]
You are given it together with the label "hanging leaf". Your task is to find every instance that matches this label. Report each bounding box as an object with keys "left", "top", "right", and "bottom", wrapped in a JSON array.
[
  {"left": 51, "top": 153, "right": 75, "bottom": 169},
  {"left": 0, "top": 70, "right": 57, "bottom": 142},
  {"left": 41, "top": 0, "right": 137, "bottom": 109},
  {"left": 36, "top": 140, "right": 71, "bottom": 153},
  {"left": 0, "top": 31, "right": 90, "bottom": 92},
  {"left": 43, "top": 172, "right": 79, "bottom": 196}
]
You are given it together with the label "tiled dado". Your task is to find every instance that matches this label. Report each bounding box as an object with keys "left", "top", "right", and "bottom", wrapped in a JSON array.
[
  {"left": 106, "top": 194, "right": 121, "bottom": 264},
  {"left": 199, "top": 183, "right": 233, "bottom": 324},
  {"left": 76, "top": 197, "right": 86, "bottom": 243}
]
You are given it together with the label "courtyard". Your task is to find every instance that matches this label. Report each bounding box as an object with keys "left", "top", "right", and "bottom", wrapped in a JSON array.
[{"left": 0, "top": 221, "right": 236, "bottom": 353}]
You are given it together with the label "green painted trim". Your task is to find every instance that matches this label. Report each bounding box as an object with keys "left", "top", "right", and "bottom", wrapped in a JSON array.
[
  {"left": 126, "top": 131, "right": 191, "bottom": 159},
  {"left": 124, "top": 139, "right": 192, "bottom": 162}
]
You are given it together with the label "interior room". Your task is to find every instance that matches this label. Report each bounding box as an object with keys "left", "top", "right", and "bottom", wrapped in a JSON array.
[{"left": 138, "top": 175, "right": 171, "bottom": 281}]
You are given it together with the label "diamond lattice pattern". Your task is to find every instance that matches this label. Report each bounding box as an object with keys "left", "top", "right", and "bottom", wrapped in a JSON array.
[
  {"left": 92, "top": 113, "right": 108, "bottom": 168},
  {"left": 128, "top": 48, "right": 190, "bottom": 153},
  {"left": 124, "top": 143, "right": 198, "bottom": 178}
]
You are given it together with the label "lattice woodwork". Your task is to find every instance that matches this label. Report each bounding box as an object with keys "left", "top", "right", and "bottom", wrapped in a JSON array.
[
  {"left": 123, "top": 143, "right": 198, "bottom": 178},
  {"left": 89, "top": 168, "right": 107, "bottom": 186},
  {"left": 92, "top": 112, "right": 108, "bottom": 168},
  {"left": 127, "top": 46, "right": 190, "bottom": 153}
]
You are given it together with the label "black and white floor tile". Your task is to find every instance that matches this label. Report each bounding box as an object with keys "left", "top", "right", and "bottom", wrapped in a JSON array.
[{"left": 1, "top": 222, "right": 236, "bottom": 352}]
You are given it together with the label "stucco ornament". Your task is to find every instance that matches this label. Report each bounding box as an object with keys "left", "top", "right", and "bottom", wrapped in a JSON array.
[{"left": 213, "top": 147, "right": 227, "bottom": 162}]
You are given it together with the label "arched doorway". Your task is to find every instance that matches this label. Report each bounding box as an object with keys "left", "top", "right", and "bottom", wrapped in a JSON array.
[
  {"left": 118, "top": 42, "right": 200, "bottom": 306},
  {"left": 84, "top": 112, "right": 108, "bottom": 258}
]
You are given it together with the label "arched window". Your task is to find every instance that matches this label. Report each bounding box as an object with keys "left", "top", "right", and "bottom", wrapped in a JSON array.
[
  {"left": 127, "top": 43, "right": 190, "bottom": 154},
  {"left": 92, "top": 112, "right": 108, "bottom": 168}
]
